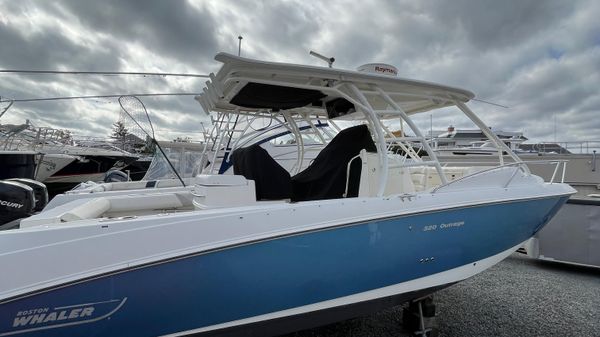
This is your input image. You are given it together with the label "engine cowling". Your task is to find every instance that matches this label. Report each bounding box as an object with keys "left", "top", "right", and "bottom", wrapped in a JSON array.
[
  {"left": 0, "top": 180, "right": 35, "bottom": 229},
  {"left": 7, "top": 178, "right": 49, "bottom": 212}
]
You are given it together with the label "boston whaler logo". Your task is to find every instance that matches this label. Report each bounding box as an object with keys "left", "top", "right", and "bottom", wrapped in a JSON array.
[{"left": 2, "top": 298, "right": 127, "bottom": 336}]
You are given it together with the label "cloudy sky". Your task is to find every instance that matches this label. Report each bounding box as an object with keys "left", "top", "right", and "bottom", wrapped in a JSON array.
[{"left": 0, "top": 0, "right": 599, "bottom": 143}]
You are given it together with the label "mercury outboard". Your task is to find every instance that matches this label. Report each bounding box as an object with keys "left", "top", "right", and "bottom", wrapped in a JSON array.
[
  {"left": 0, "top": 180, "right": 36, "bottom": 230},
  {"left": 7, "top": 178, "right": 48, "bottom": 212}
]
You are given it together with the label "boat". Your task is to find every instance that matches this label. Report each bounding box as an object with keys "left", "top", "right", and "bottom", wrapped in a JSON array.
[
  {"left": 1, "top": 123, "right": 75, "bottom": 180},
  {"left": 0, "top": 120, "right": 53, "bottom": 228},
  {"left": 0, "top": 123, "right": 40, "bottom": 180},
  {"left": 0, "top": 150, "right": 49, "bottom": 230},
  {"left": 0, "top": 150, "right": 37, "bottom": 180},
  {"left": 36, "top": 138, "right": 138, "bottom": 189},
  {"left": 0, "top": 53, "right": 574, "bottom": 337},
  {"left": 429, "top": 127, "right": 600, "bottom": 268},
  {"left": 1, "top": 122, "right": 138, "bottom": 194},
  {"left": 432, "top": 125, "right": 527, "bottom": 154}
]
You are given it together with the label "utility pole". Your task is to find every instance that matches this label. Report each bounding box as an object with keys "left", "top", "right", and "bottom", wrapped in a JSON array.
[{"left": 554, "top": 113, "right": 557, "bottom": 143}]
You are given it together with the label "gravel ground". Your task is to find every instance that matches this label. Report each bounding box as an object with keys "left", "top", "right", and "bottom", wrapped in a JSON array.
[{"left": 284, "top": 253, "right": 600, "bottom": 337}]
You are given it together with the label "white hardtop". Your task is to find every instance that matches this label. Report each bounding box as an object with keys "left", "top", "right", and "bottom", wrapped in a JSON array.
[
  {"left": 199, "top": 52, "right": 474, "bottom": 118},
  {"left": 195, "top": 52, "right": 534, "bottom": 196}
]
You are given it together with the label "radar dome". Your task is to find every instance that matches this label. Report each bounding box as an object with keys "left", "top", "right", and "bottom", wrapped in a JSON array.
[{"left": 356, "top": 63, "right": 398, "bottom": 76}]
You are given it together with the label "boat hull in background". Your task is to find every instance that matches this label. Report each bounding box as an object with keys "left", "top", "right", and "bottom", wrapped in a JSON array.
[
  {"left": 33, "top": 154, "right": 75, "bottom": 182},
  {"left": 42, "top": 155, "right": 138, "bottom": 196},
  {"left": 525, "top": 198, "right": 600, "bottom": 268}
]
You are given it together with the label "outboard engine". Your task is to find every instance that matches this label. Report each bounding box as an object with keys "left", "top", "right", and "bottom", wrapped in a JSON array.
[
  {"left": 0, "top": 180, "right": 35, "bottom": 230},
  {"left": 7, "top": 178, "right": 48, "bottom": 212},
  {"left": 104, "top": 169, "right": 130, "bottom": 183}
]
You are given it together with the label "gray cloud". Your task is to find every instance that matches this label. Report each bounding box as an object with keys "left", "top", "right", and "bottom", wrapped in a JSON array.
[
  {"left": 0, "top": 0, "right": 598, "bottom": 145},
  {"left": 0, "top": 18, "right": 119, "bottom": 71},
  {"left": 423, "top": 0, "right": 574, "bottom": 50},
  {"left": 42, "top": 0, "right": 220, "bottom": 65}
]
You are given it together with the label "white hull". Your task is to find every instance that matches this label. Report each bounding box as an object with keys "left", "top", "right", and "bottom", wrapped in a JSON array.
[{"left": 34, "top": 154, "right": 76, "bottom": 182}]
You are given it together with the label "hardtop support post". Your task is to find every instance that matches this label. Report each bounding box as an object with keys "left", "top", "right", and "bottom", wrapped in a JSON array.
[
  {"left": 455, "top": 101, "right": 529, "bottom": 174},
  {"left": 346, "top": 83, "right": 389, "bottom": 197},
  {"left": 282, "top": 112, "right": 305, "bottom": 175},
  {"left": 374, "top": 87, "right": 448, "bottom": 185}
]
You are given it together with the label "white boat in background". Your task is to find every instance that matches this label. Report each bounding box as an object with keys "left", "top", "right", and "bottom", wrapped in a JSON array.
[
  {"left": 1, "top": 122, "right": 138, "bottom": 192},
  {"left": 33, "top": 153, "right": 76, "bottom": 182},
  {"left": 432, "top": 125, "right": 527, "bottom": 153},
  {"left": 0, "top": 52, "right": 574, "bottom": 337},
  {"left": 39, "top": 145, "right": 135, "bottom": 183},
  {"left": 0, "top": 128, "right": 75, "bottom": 182},
  {"left": 0, "top": 115, "right": 53, "bottom": 227}
]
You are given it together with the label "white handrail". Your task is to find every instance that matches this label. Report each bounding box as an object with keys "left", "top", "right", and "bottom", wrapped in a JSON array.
[
  {"left": 432, "top": 160, "right": 568, "bottom": 193},
  {"left": 343, "top": 154, "right": 363, "bottom": 197}
]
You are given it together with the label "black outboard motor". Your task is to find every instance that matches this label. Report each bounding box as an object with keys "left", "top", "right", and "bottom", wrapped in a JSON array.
[
  {"left": 7, "top": 178, "right": 49, "bottom": 212},
  {"left": 0, "top": 180, "right": 35, "bottom": 230}
]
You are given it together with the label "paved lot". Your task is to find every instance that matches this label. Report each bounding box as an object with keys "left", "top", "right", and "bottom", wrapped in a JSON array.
[{"left": 286, "top": 253, "right": 600, "bottom": 337}]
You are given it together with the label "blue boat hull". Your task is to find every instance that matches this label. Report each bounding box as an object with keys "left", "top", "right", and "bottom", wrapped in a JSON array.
[{"left": 0, "top": 195, "right": 568, "bottom": 337}]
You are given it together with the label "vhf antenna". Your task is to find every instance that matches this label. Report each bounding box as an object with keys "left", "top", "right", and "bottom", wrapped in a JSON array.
[{"left": 309, "top": 50, "right": 335, "bottom": 68}]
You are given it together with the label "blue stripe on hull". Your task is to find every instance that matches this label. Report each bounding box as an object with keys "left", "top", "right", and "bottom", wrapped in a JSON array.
[{"left": 0, "top": 196, "right": 568, "bottom": 337}]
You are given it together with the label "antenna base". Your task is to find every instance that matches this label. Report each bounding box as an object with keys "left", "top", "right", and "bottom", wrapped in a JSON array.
[{"left": 309, "top": 50, "right": 335, "bottom": 68}]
